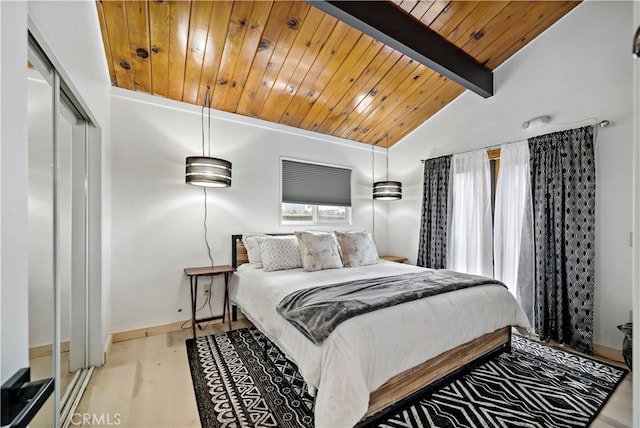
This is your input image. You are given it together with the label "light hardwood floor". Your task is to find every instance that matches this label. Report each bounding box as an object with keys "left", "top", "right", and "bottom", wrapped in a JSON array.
[
  {"left": 29, "top": 351, "right": 81, "bottom": 427},
  {"left": 72, "top": 319, "right": 633, "bottom": 427}
]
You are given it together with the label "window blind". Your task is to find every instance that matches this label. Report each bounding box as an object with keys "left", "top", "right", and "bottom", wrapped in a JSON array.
[{"left": 282, "top": 160, "right": 352, "bottom": 207}]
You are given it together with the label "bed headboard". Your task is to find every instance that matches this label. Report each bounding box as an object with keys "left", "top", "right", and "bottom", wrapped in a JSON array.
[
  {"left": 231, "top": 235, "right": 249, "bottom": 268},
  {"left": 231, "top": 234, "right": 291, "bottom": 268}
]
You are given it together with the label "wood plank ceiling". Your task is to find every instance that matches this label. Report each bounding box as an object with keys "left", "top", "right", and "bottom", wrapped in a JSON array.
[{"left": 96, "top": 0, "right": 579, "bottom": 147}]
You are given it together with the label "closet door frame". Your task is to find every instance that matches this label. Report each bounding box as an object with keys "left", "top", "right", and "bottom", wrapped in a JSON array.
[{"left": 27, "top": 19, "right": 103, "bottom": 428}]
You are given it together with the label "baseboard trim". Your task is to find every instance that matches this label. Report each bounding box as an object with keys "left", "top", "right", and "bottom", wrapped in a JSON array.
[
  {"left": 527, "top": 332, "right": 624, "bottom": 365},
  {"left": 112, "top": 320, "right": 188, "bottom": 342},
  {"left": 112, "top": 319, "right": 214, "bottom": 343},
  {"left": 111, "top": 311, "right": 247, "bottom": 344},
  {"left": 103, "top": 334, "right": 113, "bottom": 364},
  {"left": 31, "top": 312, "right": 250, "bottom": 360},
  {"left": 594, "top": 343, "right": 624, "bottom": 364},
  {"left": 29, "top": 341, "right": 70, "bottom": 359}
]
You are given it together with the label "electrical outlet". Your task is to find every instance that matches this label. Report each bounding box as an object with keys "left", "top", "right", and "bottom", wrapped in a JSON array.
[{"left": 203, "top": 284, "right": 211, "bottom": 298}]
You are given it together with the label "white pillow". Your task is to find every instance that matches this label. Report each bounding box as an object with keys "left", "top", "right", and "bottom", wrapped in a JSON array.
[
  {"left": 295, "top": 231, "right": 343, "bottom": 272},
  {"left": 242, "top": 233, "right": 268, "bottom": 268},
  {"left": 334, "top": 231, "right": 379, "bottom": 267},
  {"left": 259, "top": 235, "right": 303, "bottom": 272}
]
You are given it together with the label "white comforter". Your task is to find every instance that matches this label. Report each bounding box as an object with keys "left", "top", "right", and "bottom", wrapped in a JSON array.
[{"left": 229, "top": 261, "right": 530, "bottom": 428}]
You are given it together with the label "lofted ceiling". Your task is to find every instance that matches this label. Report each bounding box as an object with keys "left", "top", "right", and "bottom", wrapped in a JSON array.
[{"left": 96, "top": 0, "right": 579, "bottom": 147}]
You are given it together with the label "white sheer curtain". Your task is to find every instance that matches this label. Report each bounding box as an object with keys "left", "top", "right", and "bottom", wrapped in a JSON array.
[
  {"left": 447, "top": 149, "right": 493, "bottom": 277},
  {"left": 494, "top": 141, "right": 534, "bottom": 323}
]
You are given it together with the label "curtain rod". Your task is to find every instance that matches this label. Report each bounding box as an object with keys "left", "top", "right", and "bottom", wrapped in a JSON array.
[{"left": 420, "top": 117, "right": 609, "bottom": 163}]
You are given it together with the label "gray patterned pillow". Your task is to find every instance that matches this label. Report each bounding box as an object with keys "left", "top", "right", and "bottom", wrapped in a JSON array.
[
  {"left": 295, "top": 232, "right": 343, "bottom": 272},
  {"left": 242, "top": 233, "right": 268, "bottom": 268},
  {"left": 334, "top": 231, "right": 379, "bottom": 267},
  {"left": 259, "top": 235, "right": 303, "bottom": 272}
]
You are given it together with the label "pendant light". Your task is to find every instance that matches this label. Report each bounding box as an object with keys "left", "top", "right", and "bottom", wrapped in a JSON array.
[
  {"left": 185, "top": 85, "right": 232, "bottom": 187},
  {"left": 373, "top": 132, "right": 402, "bottom": 200}
]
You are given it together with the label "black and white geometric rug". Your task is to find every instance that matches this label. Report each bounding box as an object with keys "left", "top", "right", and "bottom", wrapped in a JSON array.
[{"left": 186, "top": 327, "right": 627, "bottom": 428}]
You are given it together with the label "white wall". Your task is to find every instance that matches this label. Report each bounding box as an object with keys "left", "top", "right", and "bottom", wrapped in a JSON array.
[
  {"left": 0, "top": 0, "right": 29, "bottom": 383},
  {"left": 108, "top": 89, "right": 388, "bottom": 332},
  {"left": 389, "top": 1, "right": 633, "bottom": 350}
]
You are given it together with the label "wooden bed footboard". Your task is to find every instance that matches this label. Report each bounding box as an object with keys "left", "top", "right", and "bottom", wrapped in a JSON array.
[{"left": 361, "top": 326, "right": 511, "bottom": 424}]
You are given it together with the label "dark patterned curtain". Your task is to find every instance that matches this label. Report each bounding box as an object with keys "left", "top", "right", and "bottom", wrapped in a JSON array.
[
  {"left": 529, "top": 126, "right": 595, "bottom": 353},
  {"left": 417, "top": 155, "right": 451, "bottom": 268}
]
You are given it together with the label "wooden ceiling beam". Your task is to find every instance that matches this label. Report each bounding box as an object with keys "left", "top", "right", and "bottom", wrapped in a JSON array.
[{"left": 307, "top": 0, "right": 494, "bottom": 98}]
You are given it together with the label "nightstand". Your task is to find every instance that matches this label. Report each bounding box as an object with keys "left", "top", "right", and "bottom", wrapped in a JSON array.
[
  {"left": 380, "top": 255, "right": 408, "bottom": 264},
  {"left": 184, "top": 265, "right": 235, "bottom": 338}
]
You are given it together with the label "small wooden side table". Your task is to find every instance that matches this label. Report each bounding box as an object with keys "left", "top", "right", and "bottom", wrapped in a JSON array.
[
  {"left": 380, "top": 255, "right": 408, "bottom": 264},
  {"left": 184, "top": 265, "right": 235, "bottom": 338}
]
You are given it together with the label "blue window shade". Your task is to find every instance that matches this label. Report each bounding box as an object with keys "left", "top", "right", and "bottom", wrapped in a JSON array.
[{"left": 282, "top": 160, "right": 352, "bottom": 207}]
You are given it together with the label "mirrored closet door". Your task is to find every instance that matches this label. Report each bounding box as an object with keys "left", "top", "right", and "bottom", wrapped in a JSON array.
[
  {"left": 27, "top": 47, "right": 57, "bottom": 428},
  {"left": 27, "top": 33, "right": 98, "bottom": 428}
]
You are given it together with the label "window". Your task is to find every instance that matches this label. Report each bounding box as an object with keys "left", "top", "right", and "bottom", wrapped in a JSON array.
[
  {"left": 281, "top": 204, "right": 350, "bottom": 224},
  {"left": 281, "top": 159, "right": 351, "bottom": 225}
]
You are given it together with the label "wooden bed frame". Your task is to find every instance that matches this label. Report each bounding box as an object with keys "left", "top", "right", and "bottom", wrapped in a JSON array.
[{"left": 230, "top": 234, "right": 511, "bottom": 424}]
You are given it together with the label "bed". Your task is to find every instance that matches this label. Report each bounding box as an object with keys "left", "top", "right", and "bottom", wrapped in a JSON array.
[{"left": 228, "top": 233, "right": 530, "bottom": 427}]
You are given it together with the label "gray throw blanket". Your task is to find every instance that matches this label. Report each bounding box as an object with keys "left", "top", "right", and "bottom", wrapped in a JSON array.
[{"left": 277, "top": 270, "right": 505, "bottom": 345}]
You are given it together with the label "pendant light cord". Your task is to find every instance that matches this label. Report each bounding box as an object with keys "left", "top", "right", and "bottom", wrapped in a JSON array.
[
  {"left": 372, "top": 143, "right": 376, "bottom": 240},
  {"left": 385, "top": 132, "right": 389, "bottom": 181},
  {"left": 207, "top": 85, "right": 211, "bottom": 157},
  {"left": 201, "top": 88, "right": 207, "bottom": 157},
  {"left": 201, "top": 85, "right": 215, "bottom": 271},
  {"left": 203, "top": 188, "right": 214, "bottom": 268},
  {"left": 202, "top": 85, "right": 212, "bottom": 158}
]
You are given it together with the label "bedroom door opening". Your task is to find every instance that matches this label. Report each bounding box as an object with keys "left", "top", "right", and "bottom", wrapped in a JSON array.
[{"left": 26, "top": 32, "right": 99, "bottom": 428}]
